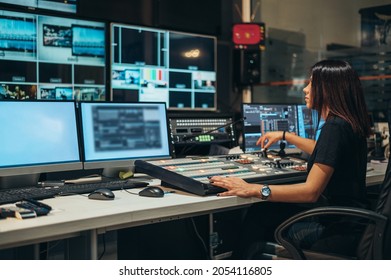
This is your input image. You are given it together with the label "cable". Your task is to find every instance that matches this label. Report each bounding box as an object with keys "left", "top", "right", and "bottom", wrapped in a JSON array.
[
  {"left": 190, "top": 217, "right": 211, "bottom": 260},
  {"left": 40, "top": 240, "right": 63, "bottom": 259},
  {"left": 123, "top": 188, "right": 139, "bottom": 196}
]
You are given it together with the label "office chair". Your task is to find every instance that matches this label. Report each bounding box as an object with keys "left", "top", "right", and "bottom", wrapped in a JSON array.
[{"left": 272, "top": 129, "right": 391, "bottom": 260}]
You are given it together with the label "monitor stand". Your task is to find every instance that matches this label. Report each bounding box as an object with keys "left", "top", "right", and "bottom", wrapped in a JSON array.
[
  {"left": 0, "top": 173, "right": 40, "bottom": 189},
  {"left": 102, "top": 165, "right": 135, "bottom": 179}
]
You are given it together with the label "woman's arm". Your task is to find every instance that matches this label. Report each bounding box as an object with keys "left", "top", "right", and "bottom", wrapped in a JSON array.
[
  {"left": 210, "top": 163, "right": 334, "bottom": 203},
  {"left": 256, "top": 131, "right": 316, "bottom": 155}
]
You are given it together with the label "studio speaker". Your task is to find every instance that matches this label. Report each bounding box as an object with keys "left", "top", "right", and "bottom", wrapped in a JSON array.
[{"left": 234, "top": 50, "right": 261, "bottom": 85}]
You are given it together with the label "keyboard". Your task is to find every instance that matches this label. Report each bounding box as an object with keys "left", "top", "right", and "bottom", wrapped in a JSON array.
[{"left": 0, "top": 179, "right": 149, "bottom": 205}]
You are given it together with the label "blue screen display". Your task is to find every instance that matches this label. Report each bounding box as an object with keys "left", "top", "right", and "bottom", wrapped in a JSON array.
[
  {"left": 0, "top": 101, "right": 80, "bottom": 169},
  {"left": 72, "top": 25, "right": 105, "bottom": 57}
]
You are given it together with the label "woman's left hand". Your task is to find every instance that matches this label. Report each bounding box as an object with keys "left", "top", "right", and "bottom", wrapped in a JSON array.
[{"left": 209, "top": 176, "right": 260, "bottom": 198}]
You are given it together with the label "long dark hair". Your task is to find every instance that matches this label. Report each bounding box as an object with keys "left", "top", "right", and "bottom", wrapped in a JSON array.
[{"left": 310, "top": 60, "right": 372, "bottom": 137}]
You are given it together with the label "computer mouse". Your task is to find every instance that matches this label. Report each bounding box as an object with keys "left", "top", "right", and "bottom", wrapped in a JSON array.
[
  {"left": 88, "top": 188, "right": 115, "bottom": 200},
  {"left": 138, "top": 186, "right": 165, "bottom": 198}
]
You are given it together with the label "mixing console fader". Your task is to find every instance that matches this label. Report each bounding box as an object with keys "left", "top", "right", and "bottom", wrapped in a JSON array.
[{"left": 135, "top": 153, "right": 308, "bottom": 196}]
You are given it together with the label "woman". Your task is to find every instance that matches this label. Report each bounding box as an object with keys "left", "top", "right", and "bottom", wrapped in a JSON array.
[{"left": 209, "top": 60, "right": 372, "bottom": 258}]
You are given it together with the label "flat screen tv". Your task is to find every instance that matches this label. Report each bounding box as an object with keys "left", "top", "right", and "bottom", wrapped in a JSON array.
[{"left": 111, "top": 23, "right": 217, "bottom": 110}]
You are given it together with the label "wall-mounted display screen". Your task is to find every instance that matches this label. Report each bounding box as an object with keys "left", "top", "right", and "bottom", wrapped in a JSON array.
[
  {"left": 0, "top": 9, "right": 106, "bottom": 101},
  {"left": 43, "top": 24, "right": 71, "bottom": 47},
  {"left": 71, "top": 25, "right": 105, "bottom": 58},
  {"left": 111, "top": 23, "right": 217, "bottom": 110},
  {"left": 0, "top": 14, "right": 36, "bottom": 53},
  {"left": 0, "top": 0, "right": 77, "bottom": 14}
]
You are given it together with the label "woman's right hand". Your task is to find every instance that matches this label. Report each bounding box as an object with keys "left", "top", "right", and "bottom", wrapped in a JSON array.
[{"left": 256, "top": 131, "right": 284, "bottom": 149}]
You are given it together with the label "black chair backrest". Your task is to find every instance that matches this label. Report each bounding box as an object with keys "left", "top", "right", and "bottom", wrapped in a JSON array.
[
  {"left": 357, "top": 114, "right": 391, "bottom": 259},
  {"left": 375, "top": 157, "right": 391, "bottom": 259}
]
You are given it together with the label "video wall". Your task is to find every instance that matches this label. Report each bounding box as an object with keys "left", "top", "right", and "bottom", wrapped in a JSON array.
[
  {"left": 0, "top": 0, "right": 77, "bottom": 14},
  {"left": 0, "top": 6, "right": 218, "bottom": 110},
  {"left": 0, "top": 9, "right": 106, "bottom": 101},
  {"left": 111, "top": 23, "right": 217, "bottom": 110}
]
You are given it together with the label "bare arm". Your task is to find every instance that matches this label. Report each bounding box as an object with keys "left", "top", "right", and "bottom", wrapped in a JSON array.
[
  {"left": 210, "top": 163, "right": 334, "bottom": 203},
  {"left": 256, "top": 131, "right": 316, "bottom": 155}
]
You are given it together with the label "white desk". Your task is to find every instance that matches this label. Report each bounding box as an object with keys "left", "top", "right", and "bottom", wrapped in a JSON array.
[
  {"left": 0, "top": 187, "right": 260, "bottom": 259},
  {"left": 0, "top": 166, "right": 386, "bottom": 259},
  {"left": 366, "top": 162, "right": 387, "bottom": 186}
]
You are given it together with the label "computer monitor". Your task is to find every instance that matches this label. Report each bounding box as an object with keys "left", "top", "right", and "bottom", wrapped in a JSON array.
[
  {"left": 0, "top": 100, "right": 82, "bottom": 187},
  {"left": 79, "top": 102, "right": 173, "bottom": 173},
  {"left": 242, "top": 103, "right": 299, "bottom": 153},
  {"left": 297, "top": 104, "right": 319, "bottom": 140}
]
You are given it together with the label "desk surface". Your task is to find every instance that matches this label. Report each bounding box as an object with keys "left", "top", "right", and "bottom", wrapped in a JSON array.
[
  {"left": 366, "top": 162, "right": 387, "bottom": 186},
  {"left": 0, "top": 164, "right": 386, "bottom": 251},
  {"left": 0, "top": 186, "right": 259, "bottom": 249}
]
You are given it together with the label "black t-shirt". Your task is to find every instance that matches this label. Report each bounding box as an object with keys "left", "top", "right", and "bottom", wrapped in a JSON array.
[{"left": 307, "top": 116, "right": 368, "bottom": 208}]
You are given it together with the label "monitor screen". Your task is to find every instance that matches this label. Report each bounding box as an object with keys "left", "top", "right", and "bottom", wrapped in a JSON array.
[
  {"left": 0, "top": 0, "right": 77, "bottom": 14},
  {"left": 168, "top": 31, "right": 215, "bottom": 71},
  {"left": 0, "top": 100, "right": 82, "bottom": 177},
  {"left": 71, "top": 25, "right": 105, "bottom": 58},
  {"left": 242, "top": 103, "right": 299, "bottom": 153},
  {"left": 297, "top": 105, "right": 319, "bottom": 140},
  {"left": 80, "top": 102, "right": 172, "bottom": 170},
  {"left": 111, "top": 23, "right": 217, "bottom": 110},
  {"left": 43, "top": 24, "right": 72, "bottom": 48},
  {"left": 0, "top": 9, "right": 106, "bottom": 101},
  {"left": 0, "top": 14, "right": 36, "bottom": 53}
]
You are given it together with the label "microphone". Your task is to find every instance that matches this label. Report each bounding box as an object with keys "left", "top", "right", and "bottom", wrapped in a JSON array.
[{"left": 182, "top": 117, "right": 246, "bottom": 141}]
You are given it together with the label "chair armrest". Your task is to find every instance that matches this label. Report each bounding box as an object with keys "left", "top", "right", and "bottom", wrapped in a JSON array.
[{"left": 274, "top": 206, "right": 387, "bottom": 259}]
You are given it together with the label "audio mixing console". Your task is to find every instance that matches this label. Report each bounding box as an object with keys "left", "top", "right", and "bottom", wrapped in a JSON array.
[{"left": 134, "top": 153, "right": 308, "bottom": 196}]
